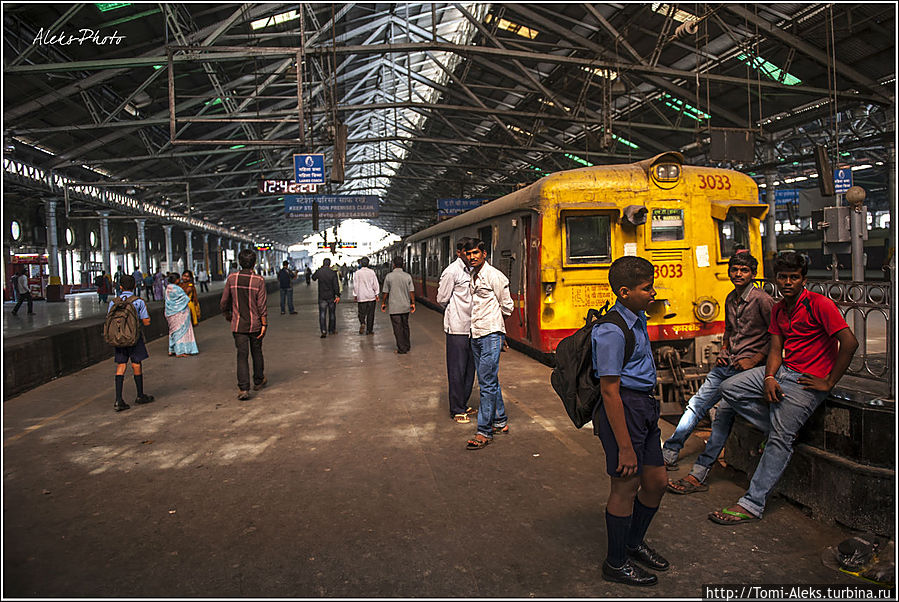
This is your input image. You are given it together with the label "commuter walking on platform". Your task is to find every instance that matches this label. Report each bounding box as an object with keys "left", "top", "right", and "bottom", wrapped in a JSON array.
[
  {"left": 113, "top": 266, "right": 124, "bottom": 295},
  {"left": 132, "top": 267, "right": 144, "bottom": 298},
  {"left": 313, "top": 258, "right": 340, "bottom": 337},
  {"left": 463, "top": 238, "right": 513, "bottom": 450},
  {"left": 143, "top": 273, "right": 156, "bottom": 301},
  {"left": 165, "top": 273, "right": 199, "bottom": 357},
  {"left": 181, "top": 270, "right": 201, "bottom": 326},
  {"left": 304, "top": 265, "right": 312, "bottom": 286},
  {"left": 96, "top": 271, "right": 112, "bottom": 304},
  {"left": 437, "top": 237, "right": 476, "bottom": 423},
  {"left": 353, "top": 256, "right": 380, "bottom": 334},
  {"left": 197, "top": 268, "right": 210, "bottom": 293},
  {"left": 380, "top": 256, "right": 415, "bottom": 353},
  {"left": 591, "top": 256, "right": 668, "bottom": 587},
  {"left": 153, "top": 269, "right": 166, "bottom": 302},
  {"left": 11, "top": 268, "right": 33, "bottom": 315},
  {"left": 107, "top": 274, "right": 154, "bottom": 412},
  {"left": 665, "top": 251, "right": 774, "bottom": 488},
  {"left": 277, "top": 260, "right": 298, "bottom": 315},
  {"left": 706, "top": 252, "right": 858, "bottom": 525},
  {"left": 221, "top": 249, "right": 268, "bottom": 400}
]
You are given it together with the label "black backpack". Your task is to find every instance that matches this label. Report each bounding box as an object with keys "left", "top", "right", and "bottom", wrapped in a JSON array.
[
  {"left": 551, "top": 307, "right": 636, "bottom": 429},
  {"left": 103, "top": 295, "right": 141, "bottom": 347}
]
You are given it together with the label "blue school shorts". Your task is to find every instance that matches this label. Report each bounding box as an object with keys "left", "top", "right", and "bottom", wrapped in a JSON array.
[{"left": 594, "top": 387, "right": 664, "bottom": 477}]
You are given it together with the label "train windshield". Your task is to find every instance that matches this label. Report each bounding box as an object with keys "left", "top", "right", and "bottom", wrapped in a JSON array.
[
  {"left": 717, "top": 209, "right": 750, "bottom": 259},
  {"left": 565, "top": 215, "right": 611, "bottom": 263}
]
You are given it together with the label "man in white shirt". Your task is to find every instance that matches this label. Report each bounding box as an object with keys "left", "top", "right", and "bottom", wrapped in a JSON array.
[
  {"left": 11, "top": 268, "right": 33, "bottom": 315},
  {"left": 463, "top": 238, "right": 514, "bottom": 450},
  {"left": 437, "top": 237, "right": 477, "bottom": 424},
  {"left": 353, "top": 256, "right": 381, "bottom": 335},
  {"left": 197, "top": 268, "right": 210, "bottom": 293}
]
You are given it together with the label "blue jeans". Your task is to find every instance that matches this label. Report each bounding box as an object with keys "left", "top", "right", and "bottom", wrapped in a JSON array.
[
  {"left": 690, "top": 365, "right": 828, "bottom": 518},
  {"left": 662, "top": 365, "right": 740, "bottom": 465},
  {"left": 471, "top": 332, "right": 507, "bottom": 438},
  {"left": 318, "top": 299, "right": 337, "bottom": 333},
  {"left": 280, "top": 288, "right": 295, "bottom": 313}
]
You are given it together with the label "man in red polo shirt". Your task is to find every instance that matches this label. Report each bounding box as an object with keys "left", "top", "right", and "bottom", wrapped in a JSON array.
[{"left": 702, "top": 251, "right": 858, "bottom": 524}]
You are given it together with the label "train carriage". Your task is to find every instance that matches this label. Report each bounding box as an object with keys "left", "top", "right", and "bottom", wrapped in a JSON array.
[{"left": 392, "top": 152, "right": 766, "bottom": 412}]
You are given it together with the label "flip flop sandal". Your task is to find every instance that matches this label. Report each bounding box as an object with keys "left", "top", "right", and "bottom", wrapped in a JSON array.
[
  {"left": 466, "top": 437, "right": 491, "bottom": 450},
  {"left": 708, "top": 507, "right": 760, "bottom": 525},
  {"left": 667, "top": 478, "right": 709, "bottom": 495},
  {"left": 493, "top": 424, "right": 509, "bottom": 435},
  {"left": 453, "top": 413, "right": 471, "bottom": 424}
]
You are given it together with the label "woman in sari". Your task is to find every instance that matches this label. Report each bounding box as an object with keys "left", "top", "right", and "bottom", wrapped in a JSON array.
[
  {"left": 165, "top": 273, "right": 199, "bottom": 356},
  {"left": 153, "top": 269, "right": 167, "bottom": 302},
  {"left": 181, "top": 270, "right": 201, "bottom": 326}
]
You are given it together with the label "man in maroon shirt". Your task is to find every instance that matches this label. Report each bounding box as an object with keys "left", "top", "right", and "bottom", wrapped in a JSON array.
[
  {"left": 705, "top": 251, "right": 858, "bottom": 524},
  {"left": 220, "top": 248, "right": 268, "bottom": 400}
]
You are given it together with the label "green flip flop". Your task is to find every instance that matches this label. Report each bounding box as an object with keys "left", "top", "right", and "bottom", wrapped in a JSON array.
[{"left": 708, "top": 507, "right": 760, "bottom": 525}]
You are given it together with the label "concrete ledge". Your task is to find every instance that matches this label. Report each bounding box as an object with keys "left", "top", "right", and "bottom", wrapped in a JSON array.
[
  {"left": 724, "top": 413, "right": 895, "bottom": 537},
  {"left": 3, "top": 280, "right": 279, "bottom": 400}
]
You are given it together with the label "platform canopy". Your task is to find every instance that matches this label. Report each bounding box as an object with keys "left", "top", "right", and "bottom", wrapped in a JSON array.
[{"left": 3, "top": 3, "right": 894, "bottom": 245}]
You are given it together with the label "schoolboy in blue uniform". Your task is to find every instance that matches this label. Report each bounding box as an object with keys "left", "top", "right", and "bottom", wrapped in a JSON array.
[
  {"left": 109, "top": 274, "right": 155, "bottom": 412},
  {"left": 591, "top": 256, "right": 668, "bottom": 587}
]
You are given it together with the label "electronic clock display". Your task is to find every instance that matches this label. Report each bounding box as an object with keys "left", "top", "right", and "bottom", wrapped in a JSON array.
[{"left": 258, "top": 180, "right": 318, "bottom": 195}]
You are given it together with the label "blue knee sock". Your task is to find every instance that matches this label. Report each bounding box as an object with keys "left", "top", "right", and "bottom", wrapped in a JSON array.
[
  {"left": 605, "top": 510, "right": 632, "bottom": 568},
  {"left": 133, "top": 374, "right": 144, "bottom": 397},
  {"left": 626, "top": 497, "right": 659, "bottom": 550}
]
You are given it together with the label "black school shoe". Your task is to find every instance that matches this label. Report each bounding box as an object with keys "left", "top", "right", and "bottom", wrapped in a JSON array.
[
  {"left": 134, "top": 394, "right": 155, "bottom": 405},
  {"left": 601, "top": 560, "right": 657, "bottom": 586},
  {"left": 626, "top": 543, "right": 670, "bottom": 571},
  {"left": 114, "top": 400, "right": 130, "bottom": 412}
]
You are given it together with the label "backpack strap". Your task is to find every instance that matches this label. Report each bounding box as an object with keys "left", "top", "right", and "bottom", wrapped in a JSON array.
[{"left": 597, "top": 309, "right": 637, "bottom": 368}]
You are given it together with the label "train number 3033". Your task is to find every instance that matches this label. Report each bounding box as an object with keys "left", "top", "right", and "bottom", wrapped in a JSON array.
[
  {"left": 697, "top": 174, "right": 731, "bottom": 190},
  {"left": 654, "top": 263, "right": 683, "bottom": 278}
]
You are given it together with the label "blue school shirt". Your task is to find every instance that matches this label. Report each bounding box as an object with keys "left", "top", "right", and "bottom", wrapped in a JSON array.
[
  {"left": 590, "top": 301, "right": 656, "bottom": 392},
  {"left": 108, "top": 290, "right": 150, "bottom": 320}
]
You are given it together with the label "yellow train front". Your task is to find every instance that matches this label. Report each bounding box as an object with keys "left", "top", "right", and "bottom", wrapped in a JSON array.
[{"left": 401, "top": 152, "right": 766, "bottom": 412}]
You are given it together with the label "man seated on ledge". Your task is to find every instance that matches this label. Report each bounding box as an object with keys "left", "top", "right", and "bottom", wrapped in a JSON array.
[{"left": 693, "top": 251, "right": 858, "bottom": 524}]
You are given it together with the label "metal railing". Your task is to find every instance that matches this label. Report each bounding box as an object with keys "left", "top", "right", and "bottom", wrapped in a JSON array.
[{"left": 760, "top": 279, "right": 891, "bottom": 383}]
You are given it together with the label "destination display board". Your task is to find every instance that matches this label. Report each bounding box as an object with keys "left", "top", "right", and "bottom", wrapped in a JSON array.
[
  {"left": 258, "top": 180, "right": 318, "bottom": 195},
  {"left": 437, "top": 197, "right": 488, "bottom": 220},
  {"left": 285, "top": 195, "right": 379, "bottom": 219}
]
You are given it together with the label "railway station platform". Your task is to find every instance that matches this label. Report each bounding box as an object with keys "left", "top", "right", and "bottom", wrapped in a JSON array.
[{"left": 3, "top": 283, "right": 864, "bottom": 597}]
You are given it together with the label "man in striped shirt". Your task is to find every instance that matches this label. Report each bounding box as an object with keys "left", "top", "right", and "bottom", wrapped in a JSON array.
[{"left": 220, "top": 248, "right": 268, "bottom": 400}]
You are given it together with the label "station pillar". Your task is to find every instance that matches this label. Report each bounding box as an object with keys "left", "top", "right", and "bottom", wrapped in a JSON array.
[
  {"left": 163, "top": 225, "right": 173, "bottom": 273},
  {"left": 45, "top": 199, "right": 64, "bottom": 301},
  {"left": 100, "top": 211, "right": 111, "bottom": 277},
  {"left": 185, "top": 229, "right": 194, "bottom": 274},
  {"left": 136, "top": 219, "right": 148, "bottom": 280},
  {"left": 202, "top": 232, "right": 210, "bottom": 274}
]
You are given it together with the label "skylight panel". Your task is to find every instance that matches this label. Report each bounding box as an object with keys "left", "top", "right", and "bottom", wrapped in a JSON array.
[
  {"left": 96, "top": 3, "right": 131, "bottom": 12},
  {"left": 736, "top": 53, "right": 802, "bottom": 86},
  {"left": 485, "top": 14, "right": 539, "bottom": 39},
  {"left": 564, "top": 153, "right": 594, "bottom": 167},
  {"left": 251, "top": 10, "right": 300, "bottom": 31},
  {"left": 661, "top": 93, "right": 710, "bottom": 121},
  {"left": 651, "top": 3, "right": 695, "bottom": 23},
  {"left": 582, "top": 67, "right": 618, "bottom": 81}
]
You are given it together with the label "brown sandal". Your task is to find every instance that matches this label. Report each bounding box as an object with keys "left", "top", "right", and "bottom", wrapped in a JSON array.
[{"left": 466, "top": 435, "right": 491, "bottom": 450}]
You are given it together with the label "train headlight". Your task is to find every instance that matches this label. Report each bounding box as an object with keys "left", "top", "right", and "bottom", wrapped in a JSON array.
[
  {"left": 655, "top": 163, "right": 680, "bottom": 181},
  {"left": 693, "top": 296, "right": 719, "bottom": 322}
]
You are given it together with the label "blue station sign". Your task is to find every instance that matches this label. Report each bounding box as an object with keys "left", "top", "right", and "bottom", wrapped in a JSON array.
[
  {"left": 834, "top": 168, "right": 853, "bottom": 194},
  {"left": 758, "top": 188, "right": 799, "bottom": 206},
  {"left": 293, "top": 154, "right": 326, "bottom": 185},
  {"left": 285, "top": 195, "right": 379, "bottom": 219},
  {"left": 437, "top": 197, "right": 488, "bottom": 220}
]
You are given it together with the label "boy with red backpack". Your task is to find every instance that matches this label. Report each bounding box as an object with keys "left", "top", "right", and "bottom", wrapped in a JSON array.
[{"left": 105, "top": 274, "right": 154, "bottom": 412}]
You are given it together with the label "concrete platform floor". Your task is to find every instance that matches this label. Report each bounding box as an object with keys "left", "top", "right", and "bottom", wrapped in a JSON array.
[{"left": 3, "top": 284, "right": 860, "bottom": 597}]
